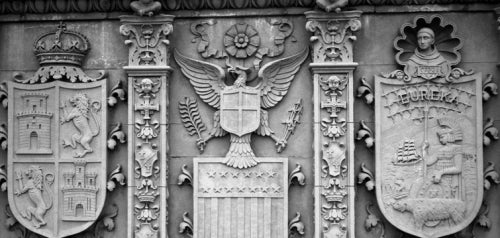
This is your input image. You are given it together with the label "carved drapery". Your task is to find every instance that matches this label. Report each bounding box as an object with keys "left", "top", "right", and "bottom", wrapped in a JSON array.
[
  {"left": 306, "top": 10, "right": 361, "bottom": 238},
  {"left": 120, "top": 14, "right": 174, "bottom": 238}
]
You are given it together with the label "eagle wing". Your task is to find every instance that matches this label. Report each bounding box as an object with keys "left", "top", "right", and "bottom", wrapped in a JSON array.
[
  {"left": 256, "top": 48, "right": 308, "bottom": 109},
  {"left": 174, "top": 50, "right": 226, "bottom": 109}
]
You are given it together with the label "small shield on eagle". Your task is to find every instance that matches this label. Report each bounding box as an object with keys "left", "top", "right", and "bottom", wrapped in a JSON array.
[
  {"left": 7, "top": 80, "right": 107, "bottom": 238},
  {"left": 220, "top": 87, "right": 261, "bottom": 137},
  {"left": 374, "top": 73, "right": 483, "bottom": 238}
]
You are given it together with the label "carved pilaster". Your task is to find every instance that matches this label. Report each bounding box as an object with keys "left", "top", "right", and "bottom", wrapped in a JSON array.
[
  {"left": 305, "top": 11, "right": 361, "bottom": 238},
  {"left": 120, "top": 14, "right": 174, "bottom": 238}
]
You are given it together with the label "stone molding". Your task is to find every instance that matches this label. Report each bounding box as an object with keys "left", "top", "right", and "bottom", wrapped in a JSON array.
[{"left": 0, "top": 0, "right": 496, "bottom": 14}]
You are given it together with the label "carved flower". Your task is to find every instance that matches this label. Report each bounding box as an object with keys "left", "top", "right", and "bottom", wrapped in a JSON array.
[{"left": 224, "top": 23, "right": 260, "bottom": 58}]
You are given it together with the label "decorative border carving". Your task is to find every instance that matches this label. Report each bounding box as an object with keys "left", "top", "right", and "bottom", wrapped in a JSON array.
[
  {"left": 121, "top": 14, "right": 174, "bottom": 238},
  {"left": 306, "top": 10, "right": 361, "bottom": 238},
  {"left": 0, "top": 0, "right": 496, "bottom": 14}
]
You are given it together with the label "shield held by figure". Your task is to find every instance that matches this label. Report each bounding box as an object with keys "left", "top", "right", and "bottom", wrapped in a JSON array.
[
  {"left": 7, "top": 80, "right": 107, "bottom": 238},
  {"left": 220, "top": 87, "right": 261, "bottom": 137}
]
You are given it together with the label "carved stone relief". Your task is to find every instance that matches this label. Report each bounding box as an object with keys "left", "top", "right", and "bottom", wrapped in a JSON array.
[
  {"left": 175, "top": 18, "right": 309, "bottom": 238},
  {"left": 306, "top": 10, "right": 361, "bottom": 238},
  {"left": 374, "top": 15, "right": 483, "bottom": 238},
  {"left": 193, "top": 158, "right": 288, "bottom": 238},
  {"left": 175, "top": 29, "right": 308, "bottom": 168},
  {"left": 121, "top": 13, "right": 173, "bottom": 238},
  {"left": 6, "top": 23, "right": 109, "bottom": 238}
]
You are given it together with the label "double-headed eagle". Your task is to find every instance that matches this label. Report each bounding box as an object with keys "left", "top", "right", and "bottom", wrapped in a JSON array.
[{"left": 174, "top": 48, "right": 308, "bottom": 169}]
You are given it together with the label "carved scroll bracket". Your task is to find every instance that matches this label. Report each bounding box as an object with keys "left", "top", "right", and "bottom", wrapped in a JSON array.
[
  {"left": 305, "top": 11, "right": 362, "bottom": 64},
  {"left": 121, "top": 14, "right": 173, "bottom": 238}
]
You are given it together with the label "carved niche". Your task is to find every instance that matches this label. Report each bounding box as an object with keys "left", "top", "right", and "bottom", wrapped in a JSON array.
[
  {"left": 7, "top": 22, "right": 108, "bottom": 238},
  {"left": 374, "top": 15, "right": 483, "bottom": 238},
  {"left": 175, "top": 20, "right": 307, "bottom": 237}
]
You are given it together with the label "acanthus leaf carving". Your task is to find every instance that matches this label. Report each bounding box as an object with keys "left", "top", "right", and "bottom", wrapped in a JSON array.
[
  {"left": 178, "top": 212, "right": 193, "bottom": 237},
  {"left": 108, "top": 80, "right": 127, "bottom": 107},
  {"left": 482, "top": 74, "right": 498, "bottom": 101},
  {"left": 357, "top": 77, "right": 374, "bottom": 105},
  {"left": 107, "top": 122, "right": 127, "bottom": 150},
  {"left": 484, "top": 161, "right": 500, "bottom": 190},
  {"left": 107, "top": 164, "right": 126, "bottom": 192},
  {"left": 289, "top": 212, "right": 305, "bottom": 236},
  {"left": 289, "top": 163, "right": 306, "bottom": 187},
  {"left": 365, "top": 202, "right": 385, "bottom": 238},
  {"left": 356, "top": 120, "right": 374, "bottom": 149},
  {"left": 0, "top": 123, "right": 6, "bottom": 150},
  {"left": 357, "top": 163, "right": 375, "bottom": 191},
  {"left": 483, "top": 117, "right": 498, "bottom": 146},
  {"left": 177, "top": 164, "right": 193, "bottom": 186},
  {"left": 0, "top": 164, "right": 6, "bottom": 192},
  {"left": 0, "top": 81, "right": 7, "bottom": 108},
  {"left": 476, "top": 202, "right": 491, "bottom": 229}
]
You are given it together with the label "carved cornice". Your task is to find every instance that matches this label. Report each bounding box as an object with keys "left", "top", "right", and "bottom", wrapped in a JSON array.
[{"left": 0, "top": 0, "right": 496, "bottom": 14}]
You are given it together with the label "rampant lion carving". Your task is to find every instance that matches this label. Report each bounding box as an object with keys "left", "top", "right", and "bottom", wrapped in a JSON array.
[
  {"left": 15, "top": 166, "right": 53, "bottom": 228},
  {"left": 61, "top": 93, "right": 101, "bottom": 158}
]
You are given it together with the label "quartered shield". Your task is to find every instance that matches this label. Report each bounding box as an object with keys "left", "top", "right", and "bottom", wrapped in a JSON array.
[
  {"left": 7, "top": 80, "right": 107, "bottom": 238},
  {"left": 220, "top": 87, "right": 261, "bottom": 137},
  {"left": 374, "top": 73, "right": 483, "bottom": 238}
]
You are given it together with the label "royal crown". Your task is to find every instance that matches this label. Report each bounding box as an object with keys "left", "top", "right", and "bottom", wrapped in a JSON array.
[{"left": 33, "top": 22, "right": 90, "bottom": 66}]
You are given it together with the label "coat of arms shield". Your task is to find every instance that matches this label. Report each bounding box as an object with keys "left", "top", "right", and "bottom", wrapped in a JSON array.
[
  {"left": 374, "top": 73, "right": 483, "bottom": 238},
  {"left": 7, "top": 80, "right": 107, "bottom": 238},
  {"left": 220, "top": 87, "right": 261, "bottom": 137}
]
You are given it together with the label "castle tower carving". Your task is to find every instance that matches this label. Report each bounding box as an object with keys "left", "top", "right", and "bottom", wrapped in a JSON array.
[
  {"left": 62, "top": 160, "right": 99, "bottom": 221},
  {"left": 16, "top": 93, "right": 53, "bottom": 154}
]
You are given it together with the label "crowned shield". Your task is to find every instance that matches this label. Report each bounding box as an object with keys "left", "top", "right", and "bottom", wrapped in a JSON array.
[
  {"left": 220, "top": 87, "right": 261, "bottom": 137},
  {"left": 7, "top": 80, "right": 107, "bottom": 238},
  {"left": 374, "top": 73, "right": 483, "bottom": 238}
]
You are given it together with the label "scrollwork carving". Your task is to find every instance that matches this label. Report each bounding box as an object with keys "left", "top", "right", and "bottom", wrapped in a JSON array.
[
  {"left": 0, "top": 82, "right": 7, "bottom": 108},
  {"left": 289, "top": 212, "right": 305, "bottom": 236},
  {"left": 289, "top": 163, "right": 306, "bottom": 187},
  {"left": 484, "top": 161, "right": 500, "bottom": 190},
  {"left": 482, "top": 74, "right": 498, "bottom": 101},
  {"left": 357, "top": 163, "right": 375, "bottom": 191},
  {"left": 483, "top": 117, "right": 498, "bottom": 146},
  {"left": 365, "top": 202, "right": 385, "bottom": 238},
  {"left": 130, "top": 0, "right": 162, "bottom": 16},
  {"left": 179, "top": 212, "right": 193, "bottom": 237},
  {"left": 0, "top": 165, "right": 6, "bottom": 192},
  {"left": 107, "top": 164, "right": 126, "bottom": 192},
  {"left": 177, "top": 164, "right": 193, "bottom": 186},
  {"left": 306, "top": 11, "right": 361, "bottom": 63},
  {"left": 357, "top": 77, "right": 374, "bottom": 105},
  {"left": 356, "top": 120, "right": 374, "bottom": 149},
  {"left": 107, "top": 122, "right": 127, "bottom": 150},
  {"left": 108, "top": 80, "right": 127, "bottom": 107},
  {"left": 476, "top": 202, "right": 491, "bottom": 229},
  {"left": 0, "top": 123, "right": 6, "bottom": 150}
]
